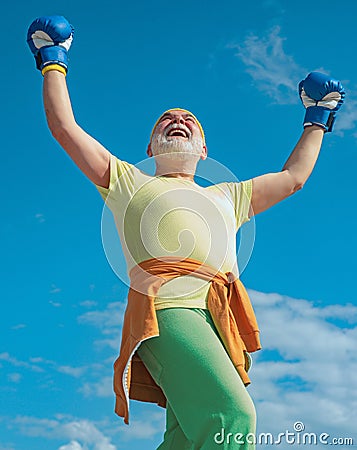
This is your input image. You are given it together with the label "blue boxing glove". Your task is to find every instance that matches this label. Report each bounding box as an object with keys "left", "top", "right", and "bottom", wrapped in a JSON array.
[
  {"left": 299, "top": 72, "right": 345, "bottom": 132},
  {"left": 27, "top": 16, "right": 74, "bottom": 76}
]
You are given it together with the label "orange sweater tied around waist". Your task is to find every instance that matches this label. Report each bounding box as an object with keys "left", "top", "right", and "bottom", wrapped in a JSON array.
[{"left": 113, "top": 257, "right": 262, "bottom": 424}]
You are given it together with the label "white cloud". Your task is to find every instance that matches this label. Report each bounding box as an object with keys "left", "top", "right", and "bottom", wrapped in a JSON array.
[
  {"left": 29, "top": 356, "right": 44, "bottom": 363},
  {"left": 62, "top": 420, "right": 116, "bottom": 450},
  {"left": 50, "top": 284, "right": 62, "bottom": 294},
  {"left": 35, "top": 213, "right": 45, "bottom": 223},
  {"left": 1, "top": 353, "right": 92, "bottom": 380},
  {"left": 230, "top": 27, "right": 357, "bottom": 135},
  {"left": 78, "top": 302, "right": 125, "bottom": 330},
  {"left": 78, "top": 301, "right": 125, "bottom": 351},
  {"left": 10, "top": 416, "right": 116, "bottom": 450},
  {"left": 114, "top": 412, "right": 165, "bottom": 441},
  {"left": 230, "top": 26, "right": 305, "bottom": 104},
  {"left": 58, "top": 441, "right": 84, "bottom": 450},
  {"left": 79, "top": 376, "right": 113, "bottom": 398},
  {"left": 247, "top": 289, "right": 357, "bottom": 440},
  {"left": 335, "top": 94, "right": 357, "bottom": 135},
  {"left": 80, "top": 300, "right": 98, "bottom": 308},
  {"left": 57, "top": 365, "right": 87, "bottom": 378},
  {"left": 10, "top": 324, "right": 26, "bottom": 330},
  {"left": 0, "top": 352, "right": 43, "bottom": 373},
  {"left": 73, "top": 310, "right": 119, "bottom": 399},
  {"left": 7, "top": 373, "right": 21, "bottom": 383},
  {"left": 49, "top": 300, "right": 62, "bottom": 307}
]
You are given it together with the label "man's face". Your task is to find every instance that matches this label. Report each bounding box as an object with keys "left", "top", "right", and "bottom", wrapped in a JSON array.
[{"left": 148, "top": 110, "right": 207, "bottom": 161}]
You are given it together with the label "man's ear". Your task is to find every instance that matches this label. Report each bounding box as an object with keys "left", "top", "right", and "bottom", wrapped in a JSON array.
[
  {"left": 200, "top": 145, "right": 208, "bottom": 160},
  {"left": 147, "top": 143, "right": 153, "bottom": 157}
]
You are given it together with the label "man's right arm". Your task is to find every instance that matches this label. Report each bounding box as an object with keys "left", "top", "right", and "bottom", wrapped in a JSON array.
[
  {"left": 43, "top": 70, "right": 111, "bottom": 188},
  {"left": 27, "top": 15, "right": 111, "bottom": 188}
]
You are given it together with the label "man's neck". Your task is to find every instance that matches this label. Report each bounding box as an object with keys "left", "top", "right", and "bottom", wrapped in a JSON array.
[
  {"left": 155, "top": 170, "right": 195, "bottom": 182},
  {"left": 153, "top": 155, "right": 198, "bottom": 182}
]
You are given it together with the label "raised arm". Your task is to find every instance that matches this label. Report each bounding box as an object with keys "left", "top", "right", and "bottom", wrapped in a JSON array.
[
  {"left": 250, "top": 125, "right": 323, "bottom": 216},
  {"left": 27, "top": 16, "right": 110, "bottom": 188},
  {"left": 43, "top": 70, "right": 110, "bottom": 187},
  {"left": 249, "top": 72, "right": 345, "bottom": 217}
]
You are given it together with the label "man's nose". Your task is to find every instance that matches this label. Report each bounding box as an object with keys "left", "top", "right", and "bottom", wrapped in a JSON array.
[{"left": 172, "top": 115, "right": 185, "bottom": 125}]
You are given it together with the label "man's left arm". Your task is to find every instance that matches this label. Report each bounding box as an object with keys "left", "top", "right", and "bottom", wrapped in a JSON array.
[
  {"left": 249, "top": 72, "right": 345, "bottom": 217},
  {"left": 250, "top": 125, "right": 323, "bottom": 216}
]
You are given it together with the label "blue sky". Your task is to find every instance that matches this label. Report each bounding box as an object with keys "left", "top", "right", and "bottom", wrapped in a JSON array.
[{"left": 1, "top": 0, "right": 357, "bottom": 448}]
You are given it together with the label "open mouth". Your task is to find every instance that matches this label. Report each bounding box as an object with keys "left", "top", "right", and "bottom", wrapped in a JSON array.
[{"left": 166, "top": 128, "right": 189, "bottom": 138}]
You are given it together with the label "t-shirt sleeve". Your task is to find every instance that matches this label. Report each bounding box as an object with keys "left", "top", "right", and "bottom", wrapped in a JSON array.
[
  {"left": 94, "top": 152, "right": 136, "bottom": 204},
  {"left": 226, "top": 179, "right": 253, "bottom": 230}
]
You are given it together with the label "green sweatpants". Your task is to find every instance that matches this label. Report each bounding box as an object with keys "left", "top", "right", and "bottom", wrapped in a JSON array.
[{"left": 137, "top": 308, "right": 256, "bottom": 449}]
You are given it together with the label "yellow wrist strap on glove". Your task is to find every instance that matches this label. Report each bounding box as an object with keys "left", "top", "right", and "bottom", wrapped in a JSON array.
[{"left": 41, "top": 64, "right": 67, "bottom": 76}]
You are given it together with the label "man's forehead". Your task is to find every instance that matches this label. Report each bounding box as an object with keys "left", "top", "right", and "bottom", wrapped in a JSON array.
[{"left": 158, "top": 109, "right": 197, "bottom": 122}]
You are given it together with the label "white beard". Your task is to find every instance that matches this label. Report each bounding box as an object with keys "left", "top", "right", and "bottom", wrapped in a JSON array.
[{"left": 151, "top": 130, "right": 204, "bottom": 162}]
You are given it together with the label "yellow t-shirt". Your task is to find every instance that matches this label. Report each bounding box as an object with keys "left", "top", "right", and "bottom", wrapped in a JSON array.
[{"left": 95, "top": 153, "right": 252, "bottom": 309}]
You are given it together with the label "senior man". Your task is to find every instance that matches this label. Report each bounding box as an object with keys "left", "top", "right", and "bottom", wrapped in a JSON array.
[{"left": 27, "top": 15, "right": 344, "bottom": 450}]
